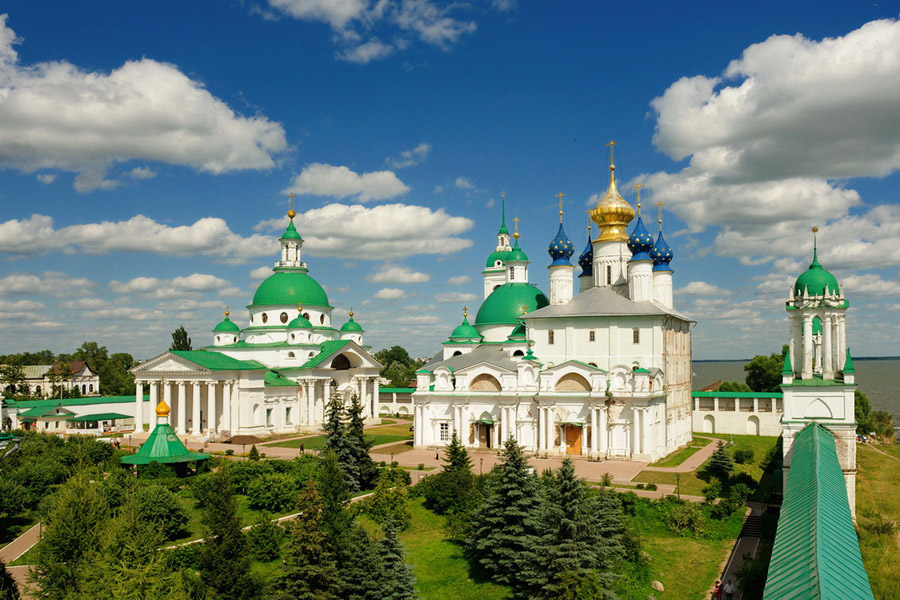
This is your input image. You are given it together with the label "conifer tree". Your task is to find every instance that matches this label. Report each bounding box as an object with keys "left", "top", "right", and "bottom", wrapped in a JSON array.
[
  {"left": 443, "top": 430, "right": 472, "bottom": 473},
  {"left": 346, "top": 394, "right": 377, "bottom": 489},
  {"left": 375, "top": 521, "right": 419, "bottom": 600},
  {"left": 519, "top": 458, "right": 623, "bottom": 600},
  {"left": 195, "top": 469, "right": 258, "bottom": 600},
  {"left": 273, "top": 480, "right": 339, "bottom": 600},
  {"left": 365, "top": 469, "right": 411, "bottom": 530},
  {"left": 323, "top": 394, "right": 361, "bottom": 492},
  {"left": 247, "top": 511, "right": 282, "bottom": 562},
  {"left": 466, "top": 439, "right": 540, "bottom": 586},
  {"left": 0, "top": 559, "right": 19, "bottom": 600},
  {"left": 248, "top": 444, "right": 261, "bottom": 461},
  {"left": 708, "top": 441, "right": 734, "bottom": 481},
  {"left": 317, "top": 451, "right": 354, "bottom": 551},
  {"left": 169, "top": 325, "right": 192, "bottom": 351},
  {"left": 338, "top": 525, "right": 383, "bottom": 600}
]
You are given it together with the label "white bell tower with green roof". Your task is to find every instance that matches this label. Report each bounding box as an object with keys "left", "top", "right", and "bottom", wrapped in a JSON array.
[{"left": 483, "top": 193, "right": 514, "bottom": 298}]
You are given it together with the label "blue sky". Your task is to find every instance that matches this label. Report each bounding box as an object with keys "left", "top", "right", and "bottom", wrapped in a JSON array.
[{"left": 0, "top": 1, "right": 898, "bottom": 360}]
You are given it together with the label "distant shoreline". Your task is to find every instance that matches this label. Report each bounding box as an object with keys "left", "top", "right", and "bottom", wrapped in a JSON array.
[{"left": 694, "top": 356, "right": 899, "bottom": 363}]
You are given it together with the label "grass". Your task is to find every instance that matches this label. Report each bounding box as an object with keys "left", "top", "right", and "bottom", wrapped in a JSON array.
[
  {"left": 633, "top": 434, "right": 779, "bottom": 497},
  {"left": 855, "top": 443, "right": 900, "bottom": 600},
  {"left": 268, "top": 422, "right": 414, "bottom": 450},
  {"left": 375, "top": 441, "right": 416, "bottom": 455},
  {"left": 360, "top": 498, "right": 511, "bottom": 600},
  {"left": 649, "top": 437, "right": 712, "bottom": 467}
]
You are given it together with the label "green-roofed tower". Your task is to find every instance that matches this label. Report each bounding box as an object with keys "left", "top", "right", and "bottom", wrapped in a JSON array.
[{"left": 121, "top": 399, "right": 209, "bottom": 469}]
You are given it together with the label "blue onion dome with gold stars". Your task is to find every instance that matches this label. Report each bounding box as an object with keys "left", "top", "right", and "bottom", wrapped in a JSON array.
[
  {"left": 548, "top": 222, "right": 575, "bottom": 266},
  {"left": 649, "top": 231, "right": 674, "bottom": 272},
  {"left": 449, "top": 309, "right": 482, "bottom": 342},
  {"left": 578, "top": 226, "right": 593, "bottom": 276},
  {"left": 628, "top": 216, "right": 654, "bottom": 261},
  {"left": 340, "top": 308, "right": 364, "bottom": 332}
]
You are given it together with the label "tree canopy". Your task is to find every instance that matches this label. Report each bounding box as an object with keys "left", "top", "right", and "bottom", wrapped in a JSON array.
[
  {"left": 169, "top": 326, "right": 192, "bottom": 352},
  {"left": 743, "top": 345, "right": 788, "bottom": 392}
]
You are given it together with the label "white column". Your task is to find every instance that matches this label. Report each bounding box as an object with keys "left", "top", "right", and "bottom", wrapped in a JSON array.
[
  {"left": 823, "top": 315, "right": 834, "bottom": 379},
  {"left": 581, "top": 422, "right": 588, "bottom": 455},
  {"left": 223, "top": 381, "right": 232, "bottom": 433},
  {"left": 134, "top": 381, "right": 143, "bottom": 432},
  {"left": 149, "top": 380, "right": 158, "bottom": 410},
  {"left": 631, "top": 408, "right": 639, "bottom": 458},
  {"left": 838, "top": 317, "right": 847, "bottom": 371},
  {"left": 207, "top": 382, "right": 217, "bottom": 433},
  {"left": 509, "top": 405, "right": 517, "bottom": 442},
  {"left": 803, "top": 315, "right": 813, "bottom": 378},
  {"left": 598, "top": 406, "right": 607, "bottom": 456},
  {"left": 230, "top": 380, "right": 240, "bottom": 433},
  {"left": 641, "top": 407, "right": 650, "bottom": 456},
  {"left": 372, "top": 378, "right": 379, "bottom": 418},
  {"left": 415, "top": 405, "right": 423, "bottom": 446},
  {"left": 192, "top": 382, "right": 201, "bottom": 433},
  {"left": 163, "top": 381, "right": 172, "bottom": 421},
  {"left": 295, "top": 385, "right": 302, "bottom": 429},
  {"left": 357, "top": 378, "right": 365, "bottom": 414},
  {"left": 462, "top": 406, "right": 470, "bottom": 445},
  {"left": 177, "top": 382, "right": 187, "bottom": 434},
  {"left": 590, "top": 407, "right": 598, "bottom": 455}
]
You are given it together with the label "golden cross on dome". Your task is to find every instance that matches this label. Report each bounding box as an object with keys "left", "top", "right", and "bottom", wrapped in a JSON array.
[
  {"left": 297, "top": 302, "right": 303, "bottom": 314},
  {"left": 287, "top": 193, "right": 296, "bottom": 219},
  {"left": 605, "top": 140, "right": 617, "bottom": 165},
  {"left": 555, "top": 192, "right": 565, "bottom": 223},
  {"left": 224, "top": 305, "right": 230, "bottom": 317},
  {"left": 513, "top": 216, "right": 520, "bottom": 239},
  {"left": 812, "top": 226, "right": 819, "bottom": 251},
  {"left": 463, "top": 306, "right": 468, "bottom": 319},
  {"left": 656, "top": 201, "right": 665, "bottom": 226},
  {"left": 521, "top": 305, "right": 528, "bottom": 315},
  {"left": 348, "top": 306, "right": 354, "bottom": 318},
  {"left": 633, "top": 184, "right": 646, "bottom": 216}
]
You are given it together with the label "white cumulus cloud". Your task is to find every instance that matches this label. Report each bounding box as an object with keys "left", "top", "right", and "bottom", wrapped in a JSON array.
[
  {"left": 285, "top": 163, "right": 409, "bottom": 201},
  {"left": 448, "top": 275, "right": 470, "bottom": 285},
  {"left": 368, "top": 266, "right": 430, "bottom": 283},
  {"left": 374, "top": 287, "right": 406, "bottom": 299},
  {"left": 435, "top": 292, "right": 477, "bottom": 303},
  {"left": 0, "top": 14, "right": 287, "bottom": 192},
  {"left": 387, "top": 143, "right": 431, "bottom": 168}
]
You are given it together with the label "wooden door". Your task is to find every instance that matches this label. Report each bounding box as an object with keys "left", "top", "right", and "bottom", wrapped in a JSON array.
[{"left": 565, "top": 425, "right": 582, "bottom": 455}]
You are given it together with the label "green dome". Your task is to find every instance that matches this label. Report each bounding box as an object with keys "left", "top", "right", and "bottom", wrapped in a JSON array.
[
  {"left": 213, "top": 316, "right": 240, "bottom": 332},
  {"left": 506, "top": 239, "right": 529, "bottom": 262},
  {"left": 252, "top": 270, "right": 330, "bottom": 307},
  {"left": 341, "top": 317, "right": 364, "bottom": 332},
  {"left": 485, "top": 250, "right": 511, "bottom": 268},
  {"left": 449, "top": 316, "right": 481, "bottom": 341},
  {"left": 281, "top": 220, "right": 302, "bottom": 240},
  {"left": 794, "top": 250, "right": 839, "bottom": 297},
  {"left": 507, "top": 323, "right": 526, "bottom": 340},
  {"left": 475, "top": 283, "right": 549, "bottom": 326},
  {"left": 288, "top": 314, "right": 313, "bottom": 329}
]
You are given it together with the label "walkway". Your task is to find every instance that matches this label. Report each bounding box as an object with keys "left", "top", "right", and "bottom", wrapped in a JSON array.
[{"left": 0, "top": 523, "right": 40, "bottom": 563}]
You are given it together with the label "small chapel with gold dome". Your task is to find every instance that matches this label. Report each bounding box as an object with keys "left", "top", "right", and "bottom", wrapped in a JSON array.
[
  {"left": 412, "top": 148, "right": 693, "bottom": 461},
  {"left": 129, "top": 200, "right": 382, "bottom": 439}
]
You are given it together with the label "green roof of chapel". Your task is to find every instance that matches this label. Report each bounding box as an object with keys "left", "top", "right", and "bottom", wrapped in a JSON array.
[
  {"left": 213, "top": 316, "right": 240, "bottom": 332},
  {"left": 794, "top": 247, "right": 840, "bottom": 297},
  {"left": 251, "top": 270, "right": 330, "bottom": 308},
  {"left": 281, "top": 220, "right": 302, "bottom": 240},
  {"left": 475, "top": 282, "right": 549, "bottom": 326}
]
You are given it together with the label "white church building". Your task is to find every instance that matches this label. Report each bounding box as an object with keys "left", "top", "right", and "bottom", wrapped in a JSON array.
[
  {"left": 413, "top": 154, "right": 694, "bottom": 462},
  {"left": 131, "top": 202, "right": 382, "bottom": 439}
]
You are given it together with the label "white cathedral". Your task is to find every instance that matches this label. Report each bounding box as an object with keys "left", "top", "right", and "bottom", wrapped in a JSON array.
[
  {"left": 412, "top": 158, "right": 693, "bottom": 461},
  {"left": 130, "top": 202, "right": 382, "bottom": 439}
]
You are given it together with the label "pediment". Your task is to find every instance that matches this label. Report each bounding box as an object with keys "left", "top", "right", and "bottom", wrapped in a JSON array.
[
  {"left": 454, "top": 361, "right": 515, "bottom": 375},
  {"left": 132, "top": 352, "right": 210, "bottom": 375}
]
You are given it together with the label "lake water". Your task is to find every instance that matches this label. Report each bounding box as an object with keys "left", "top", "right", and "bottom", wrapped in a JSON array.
[{"left": 692, "top": 358, "right": 899, "bottom": 420}]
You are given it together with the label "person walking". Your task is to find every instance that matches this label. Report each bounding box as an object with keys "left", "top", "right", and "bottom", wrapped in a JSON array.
[
  {"left": 723, "top": 579, "right": 735, "bottom": 600},
  {"left": 712, "top": 579, "right": 723, "bottom": 599}
]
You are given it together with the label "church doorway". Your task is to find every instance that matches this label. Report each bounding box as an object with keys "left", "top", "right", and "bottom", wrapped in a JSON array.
[
  {"left": 475, "top": 422, "right": 494, "bottom": 448},
  {"left": 564, "top": 425, "right": 583, "bottom": 455}
]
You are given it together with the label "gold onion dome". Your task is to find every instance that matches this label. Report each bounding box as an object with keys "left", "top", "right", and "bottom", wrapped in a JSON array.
[
  {"left": 590, "top": 161, "right": 635, "bottom": 243},
  {"left": 155, "top": 400, "right": 170, "bottom": 417}
]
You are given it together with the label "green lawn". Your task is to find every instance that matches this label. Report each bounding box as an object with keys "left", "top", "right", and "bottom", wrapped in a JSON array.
[
  {"left": 267, "top": 422, "right": 414, "bottom": 450},
  {"left": 855, "top": 443, "right": 900, "bottom": 600},
  {"left": 650, "top": 437, "right": 711, "bottom": 467},
  {"left": 633, "top": 434, "right": 779, "bottom": 496},
  {"left": 360, "top": 498, "right": 511, "bottom": 600}
]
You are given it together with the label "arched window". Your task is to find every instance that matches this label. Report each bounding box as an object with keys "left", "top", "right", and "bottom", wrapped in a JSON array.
[
  {"left": 606, "top": 265, "right": 612, "bottom": 285},
  {"left": 89, "top": 384, "right": 93, "bottom": 392},
  {"left": 216, "top": 336, "right": 220, "bottom": 344},
  {"left": 493, "top": 284, "right": 500, "bottom": 291},
  {"left": 82, "top": 384, "right": 86, "bottom": 394},
  {"left": 303, "top": 312, "right": 310, "bottom": 320},
  {"left": 509, "top": 267, "right": 514, "bottom": 278},
  {"left": 452, "top": 351, "right": 462, "bottom": 357},
  {"left": 632, "top": 328, "right": 640, "bottom": 344},
  {"left": 512, "top": 350, "right": 524, "bottom": 357},
  {"left": 320, "top": 314, "right": 325, "bottom": 325},
  {"left": 262, "top": 313, "right": 268, "bottom": 324},
  {"left": 280, "top": 312, "right": 288, "bottom": 323},
  {"left": 331, "top": 354, "right": 351, "bottom": 370},
  {"left": 288, "top": 352, "right": 295, "bottom": 358}
]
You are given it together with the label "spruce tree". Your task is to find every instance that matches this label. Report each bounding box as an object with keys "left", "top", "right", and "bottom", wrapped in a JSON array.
[
  {"left": 466, "top": 439, "right": 540, "bottom": 586},
  {"left": 365, "top": 469, "right": 411, "bottom": 530},
  {"left": 323, "top": 394, "right": 361, "bottom": 492},
  {"left": 519, "top": 458, "right": 623, "bottom": 600},
  {"left": 708, "top": 441, "right": 734, "bottom": 481},
  {"left": 273, "top": 480, "right": 339, "bottom": 600},
  {"left": 346, "top": 394, "right": 377, "bottom": 489},
  {"left": 317, "top": 451, "right": 354, "bottom": 552},
  {"left": 247, "top": 511, "right": 282, "bottom": 562},
  {"left": 338, "top": 525, "right": 383, "bottom": 600},
  {"left": 169, "top": 325, "right": 192, "bottom": 351},
  {"left": 0, "top": 559, "right": 19, "bottom": 600},
  {"left": 443, "top": 430, "right": 472, "bottom": 473},
  {"left": 195, "top": 469, "right": 258, "bottom": 600},
  {"left": 375, "top": 521, "right": 419, "bottom": 600}
]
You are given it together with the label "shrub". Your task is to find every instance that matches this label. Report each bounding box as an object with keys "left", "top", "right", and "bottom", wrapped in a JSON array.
[
  {"left": 246, "top": 511, "right": 283, "bottom": 561},
  {"left": 419, "top": 470, "right": 479, "bottom": 517},
  {"left": 635, "top": 483, "right": 645, "bottom": 490},
  {"left": 733, "top": 448, "right": 755, "bottom": 464},
  {"left": 224, "top": 449, "right": 234, "bottom": 456},
  {"left": 665, "top": 502, "right": 707, "bottom": 537},
  {"left": 0, "top": 478, "right": 26, "bottom": 517},
  {"left": 228, "top": 460, "right": 273, "bottom": 494},
  {"left": 703, "top": 478, "right": 722, "bottom": 503},
  {"left": 619, "top": 491, "right": 639, "bottom": 516},
  {"left": 730, "top": 472, "right": 757, "bottom": 490},
  {"left": 135, "top": 483, "right": 189, "bottom": 540},
  {"left": 417, "top": 463, "right": 425, "bottom": 470},
  {"left": 165, "top": 544, "right": 199, "bottom": 570},
  {"left": 601, "top": 472, "right": 613, "bottom": 487},
  {"left": 645, "top": 483, "right": 658, "bottom": 491},
  {"left": 246, "top": 473, "right": 299, "bottom": 512},
  {"left": 248, "top": 445, "right": 260, "bottom": 461},
  {"left": 364, "top": 469, "right": 412, "bottom": 530}
]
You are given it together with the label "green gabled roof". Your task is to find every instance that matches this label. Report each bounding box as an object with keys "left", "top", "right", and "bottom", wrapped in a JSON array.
[
  {"left": 782, "top": 348, "right": 794, "bottom": 375},
  {"left": 633, "top": 367, "right": 651, "bottom": 374},
  {"left": 7, "top": 395, "right": 149, "bottom": 409},
  {"left": 692, "top": 391, "right": 784, "bottom": 398},
  {"left": 299, "top": 340, "right": 352, "bottom": 368},
  {"left": 169, "top": 351, "right": 265, "bottom": 371},
  {"left": 763, "top": 423, "right": 874, "bottom": 600},
  {"left": 379, "top": 387, "right": 415, "bottom": 393},
  {"left": 265, "top": 371, "right": 299, "bottom": 387},
  {"left": 843, "top": 348, "right": 855, "bottom": 373},
  {"left": 121, "top": 422, "right": 210, "bottom": 465},
  {"left": 67, "top": 413, "right": 130, "bottom": 422},
  {"left": 18, "top": 405, "right": 76, "bottom": 418},
  {"left": 570, "top": 360, "right": 606, "bottom": 372},
  {"left": 415, "top": 368, "right": 431, "bottom": 374}
]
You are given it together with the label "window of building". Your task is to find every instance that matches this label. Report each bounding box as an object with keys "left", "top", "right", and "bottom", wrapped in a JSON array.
[
  {"left": 285, "top": 406, "right": 292, "bottom": 425},
  {"left": 548, "top": 330, "right": 555, "bottom": 344},
  {"left": 606, "top": 265, "right": 612, "bottom": 285},
  {"left": 262, "top": 313, "right": 268, "bottom": 324},
  {"left": 632, "top": 328, "right": 640, "bottom": 344},
  {"left": 588, "top": 330, "right": 595, "bottom": 342},
  {"left": 509, "top": 266, "right": 514, "bottom": 278},
  {"left": 216, "top": 336, "right": 220, "bottom": 344},
  {"left": 288, "top": 351, "right": 295, "bottom": 358},
  {"left": 303, "top": 312, "right": 310, "bottom": 320},
  {"left": 89, "top": 384, "right": 93, "bottom": 392},
  {"left": 452, "top": 351, "right": 462, "bottom": 357},
  {"left": 266, "top": 408, "right": 273, "bottom": 427},
  {"left": 440, "top": 422, "right": 449, "bottom": 441},
  {"left": 494, "top": 284, "right": 501, "bottom": 291},
  {"left": 280, "top": 312, "right": 288, "bottom": 323},
  {"left": 512, "top": 350, "right": 524, "bottom": 357},
  {"left": 320, "top": 314, "right": 325, "bottom": 324}
]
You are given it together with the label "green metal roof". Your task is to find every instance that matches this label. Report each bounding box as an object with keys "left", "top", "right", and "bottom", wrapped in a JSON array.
[
  {"left": 121, "top": 421, "right": 210, "bottom": 465},
  {"left": 782, "top": 348, "right": 794, "bottom": 375},
  {"left": 67, "top": 413, "right": 130, "bottom": 422},
  {"left": 299, "top": 340, "right": 351, "bottom": 368},
  {"left": 783, "top": 377, "right": 851, "bottom": 388},
  {"left": 5, "top": 395, "right": 149, "bottom": 409},
  {"left": 762, "top": 423, "right": 874, "bottom": 600},
  {"left": 213, "top": 316, "right": 240, "bottom": 332},
  {"left": 250, "top": 269, "right": 330, "bottom": 308},
  {"left": 474, "top": 282, "right": 549, "bottom": 326},
  {"left": 340, "top": 316, "right": 364, "bottom": 332},
  {"left": 281, "top": 219, "right": 302, "bottom": 240},
  {"left": 485, "top": 249, "right": 511, "bottom": 268},
  {"left": 379, "top": 387, "right": 415, "bottom": 393},
  {"left": 794, "top": 248, "right": 840, "bottom": 297},
  {"left": 843, "top": 348, "right": 855, "bottom": 373},
  {"left": 692, "top": 391, "right": 784, "bottom": 398},
  {"left": 18, "top": 405, "right": 76, "bottom": 418},
  {"left": 169, "top": 351, "right": 265, "bottom": 371},
  {"left": 264, "top": 371, "right": 299, "bottom": 387}
]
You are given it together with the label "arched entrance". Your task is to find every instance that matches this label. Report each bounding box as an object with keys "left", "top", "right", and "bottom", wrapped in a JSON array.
[
  {"left": 473, "top": 411, "right": 495, "bottom": 448},
  {"left": 747, "top": 415, "right": 760, "bottom": 435},
  {"left": 703, "top": 414, "right": 715, "bottom": 433}
]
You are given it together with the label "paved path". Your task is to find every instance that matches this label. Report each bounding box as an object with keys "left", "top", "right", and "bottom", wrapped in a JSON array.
[
  {"left": 0, "top": 524, "right": 40, "bottom": 563},
  {"left": 864, "top": 443, "right": 900, "bottom": 461},
  {"left": 643, "top": 436, "right": 718, "bottom": 472},
  {"left": 7, "top": 565, "right": 34, "bottom": 600}
]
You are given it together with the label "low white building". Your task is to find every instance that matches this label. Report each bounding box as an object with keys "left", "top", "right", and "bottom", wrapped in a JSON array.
[
  {"left": 691, "top": 391, "right": 784, "bottom": 436},
  {"left": 20, "top": 361, "right": 100, "bottom": 398}
]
